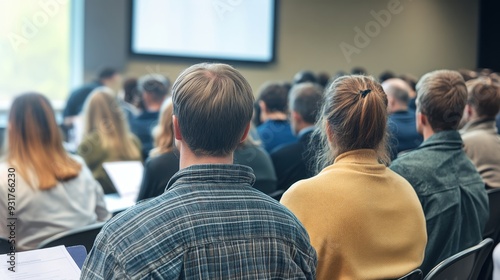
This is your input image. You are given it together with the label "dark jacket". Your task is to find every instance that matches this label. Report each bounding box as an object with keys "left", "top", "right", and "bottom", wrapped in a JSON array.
[
  {"left": 388, "top": 110, "right": 423, "bottom": 159},
  {"left": 390, "top": 130, "right": 489, "bottom": 276},
  {"left": 271, "top": 129, "right": 316, "bottom": 192}
]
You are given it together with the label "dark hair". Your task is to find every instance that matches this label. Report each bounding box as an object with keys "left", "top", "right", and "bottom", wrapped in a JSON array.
[
  {"left": 466, "top": 78, "right": 500, "bottom": 118},
  {"left": 172, "top": 63, "right": 254, "bottom": 157},
  {"left": 98, "top": 68, "right": 117, "bottom": 81},
  {"left": 416, "top": 70, "right": 467, "bottom": 131},
  {"left": 314, "top": 75, "right": 389, "bottom": 172},
  {"left": 258, "top": 83, "right": 289, "bottom": 113},
  {"left": 317, "top": 72, "right": 331, "bottom": 88},
  {"left": 379, "top": 71, "right": 396, "bottom": 83},
  {"left": 351, "top": 67, "right": 367, "bottom": 75},
  {"left": 142, "top": 80, "right": 168, "bottom": 102},
  {"left": 293, "top": 71, "right": 318, "bottom": 85},
  {"left": 123, "top": 78, "right": 139, "bottom": 104},
  {"left": 289, "top": 83, "right": 324, "bottom": 124}
]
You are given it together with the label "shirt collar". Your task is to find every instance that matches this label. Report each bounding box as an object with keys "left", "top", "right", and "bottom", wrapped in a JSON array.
[
  {"left": 460, "top": 118, "right": 497, "bottom": 133},
  {"left": 297, "top": 126, "right": 315, "bottom": 138},
  {"left": 165, "top": 164, "right": 256, "bottom": 191},
  {"left": 333, "top": 149, "right": 380, "bottom": 165},
  {"left": 418, "top": 130, "right": 463, "bottom": 149}
]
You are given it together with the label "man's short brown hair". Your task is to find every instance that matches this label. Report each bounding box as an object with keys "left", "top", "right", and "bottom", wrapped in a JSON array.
[
  {"left": 466, "top": 78, "right": 500, "bottom": 118},
  {"left": 172, "top": 63, "right": 254, "bottom": 157},
  {"left": 416, "top": 70, "right": 467, "bottom": 131}
]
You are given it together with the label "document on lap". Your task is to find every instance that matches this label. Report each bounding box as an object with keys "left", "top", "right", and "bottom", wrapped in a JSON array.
[{"left": 0, "top": 245, "right": 80, "bottom": 279}]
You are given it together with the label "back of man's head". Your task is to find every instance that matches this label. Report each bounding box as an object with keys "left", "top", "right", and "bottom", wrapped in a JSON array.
[
  {"left": 98, "top": 68, "right": 117, "bottom": 81},
  {"left": 466, "top": 78, "right": 500, "bottom": 118},
  {"left": 382, "top": 78, "right": 411, "bottom": 112},
  {"left": 289, "top": 83, "right": 324, "bottom": 125},
  {"left": 138, "top": 74, "right": 170, "bottom": 103},
  {"left": 416, "top": 70, "right": 467, "bottom": 131},
  {"left": 258, "top": 83, "right": 289, "bottom": 113},
  {"left": 172, "top": 63, "right": 254, "bottom": 157},
  {"left": 293, "top": 71, "right": 318, "bottom": 85}
]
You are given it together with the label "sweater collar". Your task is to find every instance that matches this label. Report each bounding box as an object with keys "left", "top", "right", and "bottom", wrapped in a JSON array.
[{"left": 333, "top": 149, "right": 380, "bottom": 165}]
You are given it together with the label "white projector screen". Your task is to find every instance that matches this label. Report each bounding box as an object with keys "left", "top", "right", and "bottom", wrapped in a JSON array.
[{"left": 131, "top": 0, "right": 276, "bottom": 63}]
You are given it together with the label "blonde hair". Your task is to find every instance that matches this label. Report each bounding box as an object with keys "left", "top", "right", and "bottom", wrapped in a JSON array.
[
  {"left": 6, "top": 93, "right": 81, "bottom": 189},
  {"left": 81, "top": 87, "right": 141, "bottom": 159},
  {"left": 172, "top": 63, "right": 254, "bottom": 157},
  {"left": 150, "top": 98, "right": 174, "bottom": 157},
  {"left": 313, "top": 75, "right": 390, "bottom": 173}
]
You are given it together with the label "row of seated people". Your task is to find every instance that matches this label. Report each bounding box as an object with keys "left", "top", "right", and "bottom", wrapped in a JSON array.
[{"left": 0, "top": 64, "right": 499, "bottom": 279}]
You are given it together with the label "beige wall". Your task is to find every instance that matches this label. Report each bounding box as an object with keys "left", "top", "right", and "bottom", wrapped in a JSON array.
[{"left": 125, "top": 0, "right": 478, "bottom": 93}]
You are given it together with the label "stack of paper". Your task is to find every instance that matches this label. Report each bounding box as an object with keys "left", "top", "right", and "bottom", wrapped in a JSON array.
[{"left": 0, "top": 246, "right": 81, "bottom": 279}]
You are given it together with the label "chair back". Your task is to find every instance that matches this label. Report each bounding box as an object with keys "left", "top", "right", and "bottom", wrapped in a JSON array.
[
  {"left": 37, "top": 222, "right": 106, "bottom": 252},
  {"left": 484, "top": 188, "right": 500, "bottom": 241},
  {"left": 424, "top": 238, "right": 494, "bottom": 280},
  {"left": 478, "top": 188, "right": 500, "bottom": 280},
  {"left": 396, "top": 269, "right": 423, "bottom": 280},
  {"left": 0, "top": 237, "right": 11, "bottom": 254}
]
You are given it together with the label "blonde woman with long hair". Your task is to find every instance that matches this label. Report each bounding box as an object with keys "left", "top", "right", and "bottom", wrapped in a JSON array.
[
  {"left": 78, "top": 87, "right": 142, "bottom": 194},
  {"left": 0, "top": 93, "right": 110, "bottom": 251}
]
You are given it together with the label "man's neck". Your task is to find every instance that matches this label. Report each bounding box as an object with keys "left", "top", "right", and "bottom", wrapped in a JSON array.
[
  {"left": 422, "top": 127, "right": 435, "bottom": 141},
  {"left": 178, "top": 143, "right": 233, "bottom": 169},
  {"left": 390, "top": 104, "right": 408, "bottom": 114},
  {"left": 262, "top": 111, "right": 287, "bottom": 122},
  {"left": 146, "top": 103, "right": 162, "bottom": 112}
]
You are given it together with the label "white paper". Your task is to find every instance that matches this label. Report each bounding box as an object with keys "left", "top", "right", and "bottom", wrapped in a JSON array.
[
  {"left": 103, "top": 161, "right": 143, "bottom": 201},
  {"left": 0, "top": 245, "right": 80, "bottom": 279},
  {"left": 105, "top": 193, "right": 136, "bottom": 213}
]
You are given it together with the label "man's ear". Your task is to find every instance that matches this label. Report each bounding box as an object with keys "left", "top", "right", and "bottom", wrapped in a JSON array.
[
  {"left": 291, "top": 111, "right": 302, "bottom": 124},
  {"left": 173, "top": 115, "right": 183, "bottom": 141},
  {"left": 240, "top": 123, "right": 251, "bottom": 143},
  {"left": 258, "top": 100, "right": 267, "bottom": 113}
]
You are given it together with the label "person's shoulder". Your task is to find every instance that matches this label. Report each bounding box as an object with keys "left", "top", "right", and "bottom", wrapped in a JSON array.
[{"left": 271, "top": 141, "right": 300, "bottom": 158}]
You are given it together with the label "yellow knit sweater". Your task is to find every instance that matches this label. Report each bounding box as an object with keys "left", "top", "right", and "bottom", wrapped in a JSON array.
[{"left": 281, "top": 149, "right": 427, "bottom": 280}]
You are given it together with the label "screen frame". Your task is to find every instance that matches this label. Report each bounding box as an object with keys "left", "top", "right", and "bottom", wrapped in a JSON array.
[{"left": 128, "top": 0, "right": 278, "bottom": 64}]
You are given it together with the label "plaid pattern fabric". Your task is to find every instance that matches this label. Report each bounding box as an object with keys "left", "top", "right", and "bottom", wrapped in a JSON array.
[{"left": 81, "top": 164, "right": 317, "bottom": 280}]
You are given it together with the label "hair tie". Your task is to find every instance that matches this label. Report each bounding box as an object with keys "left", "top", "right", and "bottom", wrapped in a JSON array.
[{"left": 360, "top": 89, "right": 371, "bottom": 98}]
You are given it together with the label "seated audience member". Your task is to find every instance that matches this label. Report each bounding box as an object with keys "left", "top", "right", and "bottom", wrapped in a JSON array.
[
  {"left": 63, "top": 68, "right": 121, "bottom": 127},
  {"left": 272, "top": 83, "right": 323, "bottom": 191},
  {"left": 137, "top": 99, "right": 179, "bottom": 201},
  {"left": 382, "top": 78, "right": 423, "bottom": 158},
  {"left": 379, "top": 70, "right": 396, "bottom": 83},
  {"left": 460, "top": 78, "right": 500, "bottom": 188},
  {"left": 293, "top": 70, "right": 318, "bottom": 84},
  {"left": 281, "top": 75, "right": 427, "bottom": 280},
  {"left": 400, "top": 73, "right": 418, "bottom": 110},
  {"left": 78, "top": 88, "right": 142, "bottom": 194},
  {"left": 121, "top": 78, "right": 144, "bottom": 118},
  {"left": 137, "top": 99, "right": 277, "bottom": 201},
  {"left": 351, "top": 66, "right": 367, "bottom": 75},
  {"left": 234, "top": 136, "right": 277, "bottom": 195},
  {"left": 257, "top": 83, "right": 297, "bottom": 152},
  {"left": 129, "top": 74, "right": 170, "bottom": 159},
  {"left": 317, "top": 72, "right": 330, "bottom": 88},
  {"left": 390, "top": 70, "right": 489, "bottom": 276},
  {"left": 81, "top": 63, "right": 317, "bottom": 279},
  {"left": 0, "top": 93, "right": 110, "bottom": 251}
]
